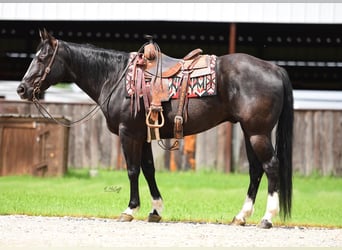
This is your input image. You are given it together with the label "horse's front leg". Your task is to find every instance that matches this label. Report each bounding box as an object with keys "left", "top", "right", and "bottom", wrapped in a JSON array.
[
  {"left": 117, "top": 133, "right": 143, "bottom": 222},
  {"left": 141, "top": 141, "right": 163, "bottom": 222}
]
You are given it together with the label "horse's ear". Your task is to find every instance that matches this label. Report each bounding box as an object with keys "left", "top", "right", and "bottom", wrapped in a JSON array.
[
  {"left": 39, "top": 29, "right": 44, "bottom": 42},
  {"left": 39, "top": 28, "right": 57, "bottom": 48}
]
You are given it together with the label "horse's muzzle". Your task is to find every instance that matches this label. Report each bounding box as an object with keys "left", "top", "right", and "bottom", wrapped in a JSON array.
[{"left": 17, "top": 82, "right": 32, "bottom": 100}]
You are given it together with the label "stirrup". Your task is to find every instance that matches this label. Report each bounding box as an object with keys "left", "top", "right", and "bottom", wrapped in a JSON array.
[{"left": 146, "top": 107, "right": 165, "bottom": 128}]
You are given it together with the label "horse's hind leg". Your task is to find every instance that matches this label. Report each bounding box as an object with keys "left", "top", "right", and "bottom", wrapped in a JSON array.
[
  {"left": 141, "top": 141, "right": 163, "bottom": 222},
  {"left": 233, "top": 133, "right": 280, "bottom": 228},
  {"left": 232, "top": 132, "right": 264, "bottom": 226},
  {"left": 250, "top": 134, "right": 280, "bottom": 228}
]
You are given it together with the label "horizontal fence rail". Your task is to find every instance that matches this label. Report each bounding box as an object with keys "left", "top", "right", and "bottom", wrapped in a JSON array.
[{"left": 1, "top": 100, "right": 341, "bottom": 176}]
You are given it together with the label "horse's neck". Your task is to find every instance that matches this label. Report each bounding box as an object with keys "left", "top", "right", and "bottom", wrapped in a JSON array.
[{"left": 66, "top": 42, "right": 127, "bottom": 103}]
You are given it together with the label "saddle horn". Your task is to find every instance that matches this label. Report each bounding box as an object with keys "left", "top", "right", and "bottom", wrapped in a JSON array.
[{"left": 144, "top": 34, "right": 157, "bottom": 60}]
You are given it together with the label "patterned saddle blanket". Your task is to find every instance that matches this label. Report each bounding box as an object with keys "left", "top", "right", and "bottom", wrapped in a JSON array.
[{"left": 125, "top": 52, "right": 217, "bottom": 102}]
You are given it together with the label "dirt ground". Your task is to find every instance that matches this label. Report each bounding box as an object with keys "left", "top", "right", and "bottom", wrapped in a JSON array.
[{"left": 0, "top": 215, "right": 341, "bottom": 247}]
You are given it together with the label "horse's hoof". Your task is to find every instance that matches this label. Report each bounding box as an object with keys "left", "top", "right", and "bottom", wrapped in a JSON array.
[
  {"left": 117, "top": 213, "right": 134, "bottom": 222},
  {"left": 231, "top": 216, "right": 246, "bottom": 226},
  {"left": 258, "top": 219, "right": 273, "bottom": 229},
  {"left": 148, "top": 213, "right": 162, "bottom": 223}
]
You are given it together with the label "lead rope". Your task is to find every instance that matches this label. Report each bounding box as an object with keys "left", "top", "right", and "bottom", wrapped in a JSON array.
[{"left": 33, "top": 90, "right": 102, "bottom": 128}]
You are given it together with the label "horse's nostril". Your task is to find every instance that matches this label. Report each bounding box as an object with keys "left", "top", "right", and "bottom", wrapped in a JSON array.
[
  {"left": 17, "top": 86, "right": 24, "bottom": 94},
  {"left": 17, "top": 84, "right": 28, "bottom": 99}
]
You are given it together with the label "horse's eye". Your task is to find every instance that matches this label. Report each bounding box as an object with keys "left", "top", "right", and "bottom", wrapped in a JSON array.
[
  {"left": 36, "top": 51, "right": 45, "bottom": 61},
  {"left": 37, "top": 48, "right": 48, "bottom": 60}
]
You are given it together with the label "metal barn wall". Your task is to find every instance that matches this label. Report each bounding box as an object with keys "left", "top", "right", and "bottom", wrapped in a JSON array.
[{"left": 1, "top": 3, "right": 342, "bottom": 24}]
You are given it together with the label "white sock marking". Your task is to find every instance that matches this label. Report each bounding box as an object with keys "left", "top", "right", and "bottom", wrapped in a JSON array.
[
  {"left": 262, "top": 192, "right": 280, "bottom": 222},
  {"left": 235, "top": 196, "right": 254, "bottom": 221},
  {"left": 151, "top": 198, "right": 163, "bottom": 215},
  {"left": 123, "top": 206, "right": 139, "bottom": 215}
]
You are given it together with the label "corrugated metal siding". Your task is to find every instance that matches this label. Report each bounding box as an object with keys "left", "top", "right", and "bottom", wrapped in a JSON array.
[{"left": 1, "top": 3, "right": 342, "bottom": 24}]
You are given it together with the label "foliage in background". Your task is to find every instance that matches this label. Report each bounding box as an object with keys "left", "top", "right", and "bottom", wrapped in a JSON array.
[{"left": 0, "top": 169, "right": 341, "bottom": 228}]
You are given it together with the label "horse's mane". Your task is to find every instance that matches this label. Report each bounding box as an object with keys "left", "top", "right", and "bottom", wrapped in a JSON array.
[
  {"left": 65, "top": 41, "right": 130, "bottom": 70},
  {"left": 43, "top": 40, "right": 132, "bottom": 100}
]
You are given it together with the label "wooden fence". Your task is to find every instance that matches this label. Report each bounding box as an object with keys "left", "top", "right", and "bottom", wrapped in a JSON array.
[
  {"left": 292, "top": 110, "right": 342, "bottom": 175},
  {"left": 0, "top": 100, "right": 121, "bottom": 170},
  {"left": 1, "top": 100, "right": 341, "bottom": 176},
  {"left": 228, "top": 110, "right": 342, "bottom": 176}
]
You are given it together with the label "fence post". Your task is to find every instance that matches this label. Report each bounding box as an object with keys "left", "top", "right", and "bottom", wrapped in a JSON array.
[{"left": 223, "top": 23, "right": 236, "bottom": 173}]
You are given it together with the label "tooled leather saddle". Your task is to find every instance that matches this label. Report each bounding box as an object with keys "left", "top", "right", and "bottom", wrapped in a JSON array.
[{"left": 125, "top": 36, "right": 217, "bottom": 148}]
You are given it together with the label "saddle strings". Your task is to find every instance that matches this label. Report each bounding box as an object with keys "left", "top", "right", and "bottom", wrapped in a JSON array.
[{"left": 149, "top": 41, "right": 180, "bottom": 151}]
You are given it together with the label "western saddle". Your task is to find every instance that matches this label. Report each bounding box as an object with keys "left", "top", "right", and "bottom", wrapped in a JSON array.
[{"left": 130, "top": 35, "right": 208, "bottom": 149}]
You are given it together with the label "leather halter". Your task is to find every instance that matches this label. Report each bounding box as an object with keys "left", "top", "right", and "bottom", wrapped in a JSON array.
[
  {"left": 30, "top": 39, "right": 138, "bottom": 127},
  {"left": 31, "top": 39, "right": 102, "bottom": 127},
  {"left": 33, "top": 39, "right": 59, "bottom": 101}
]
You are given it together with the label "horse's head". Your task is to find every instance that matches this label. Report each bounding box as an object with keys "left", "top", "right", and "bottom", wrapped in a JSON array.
[{"left": 17, "top": 29, "right": 67, "bottom": 101}]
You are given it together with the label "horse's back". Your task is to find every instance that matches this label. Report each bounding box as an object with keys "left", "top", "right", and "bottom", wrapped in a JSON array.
[
  {"left": 217, "top": 53, "right": 285, "bottom": 131},
  {"left": 218, "top": 53, "right": 284, "bottom": 88}
]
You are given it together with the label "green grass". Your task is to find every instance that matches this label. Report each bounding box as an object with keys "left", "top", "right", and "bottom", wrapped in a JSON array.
[{"left": 0, "top": 169, "right": 341, "bottom": 228}]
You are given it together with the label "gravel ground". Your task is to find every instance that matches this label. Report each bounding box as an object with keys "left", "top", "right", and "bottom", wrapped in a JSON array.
[{"left": 0, "top": 215, "right": 341, "bottom": 247}]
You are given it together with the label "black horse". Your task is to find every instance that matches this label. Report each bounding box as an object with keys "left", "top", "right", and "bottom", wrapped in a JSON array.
[{"left": 17, "top": 30, "right": 293, "bottom": 229}]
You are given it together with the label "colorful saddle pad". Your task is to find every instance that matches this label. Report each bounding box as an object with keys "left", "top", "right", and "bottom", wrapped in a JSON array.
[{"left": 125, "top": 53, "right": 217, "bottom": 101}]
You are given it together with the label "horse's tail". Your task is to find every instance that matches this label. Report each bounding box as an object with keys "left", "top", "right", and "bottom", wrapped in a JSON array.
[{"left": 276, "top": 67, "right": 294, "bottom": 220}]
